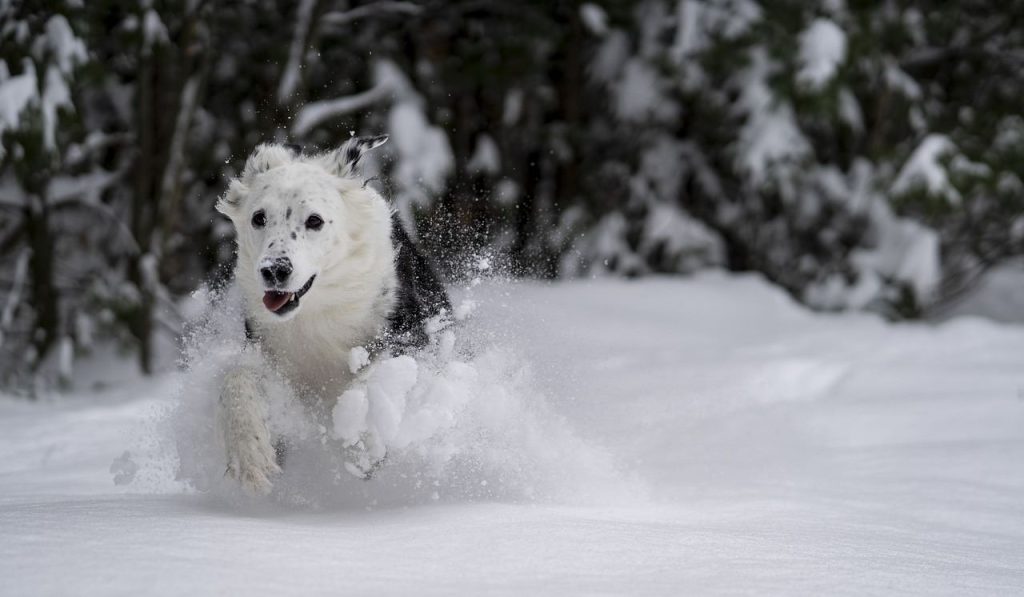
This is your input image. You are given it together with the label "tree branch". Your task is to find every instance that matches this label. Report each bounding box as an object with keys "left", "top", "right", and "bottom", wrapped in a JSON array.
[
  {"left": 277, "top": 0, "right": 320, "bottom": 104},
  {"left": 292, "top": 83, "right": 390, "bottom": 136},
  {"left": 320, "top": 1, "right": 422, "bottom": 31}
]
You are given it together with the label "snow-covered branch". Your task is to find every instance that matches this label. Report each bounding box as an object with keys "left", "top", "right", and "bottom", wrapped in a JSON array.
[
  {"left": 159, "top": 75, "right": 201, "bottom": 203},
  {"left": 46, "top": 169, "right": 121, "bottom": 207},
  {"left": 320, "top": 2, "right": 422, "bottom": 31},
  {"left": 0, "top": 225, "right": 24, "bottom": 255},
  {"left": 277, "top": 0, "right": 318, "bottom": 103},
  {"left": 0, "top": 248, "right": 30, "bottom": 350},
  {"left": 47, "top": 169, "right": 140, "bottom": 255},
  {"left": 278, "top": 0, "right": 422, "bottom": 104},
  {"left": 0, "top": 196, "right": 25, "bottom": 210},
  {"left": 292, "top": 84, "right": 390, "bottom": 136}
]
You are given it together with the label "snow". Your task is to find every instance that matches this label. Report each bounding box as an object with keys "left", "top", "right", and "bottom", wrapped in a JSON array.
[
  {"left": 319, "top": 2, "right": 423, "bottom": 30},
  {"left": 347, "top": 346, "right": 370, "bottom": 374},
  {"left": 796, "top": 18, "right": 846, "bottom": 91},
  {"left": 289, "top": 58, "right": 458, "bottom": 217},
  {"left": 579, "top": 3, "right": 609, "bottom": 36},
  {"left": 41, "top": 64, "right": 73, "bottom": 151},
  {"left": 850, "top": 204, "right": 942, "bottom": 306},
  {"left": 589, "top": 30, "right": 629, "bottom": 85},
  {"left": 141, "top": 10, "right": 169, "bottom": 51},
  {"left": 291, "top": 58, "right": 454, "bottom": 226},
  {"left": 884, "top": 59, "right": 923, "bottom": 100},
  {"left": 466, "top": 133, "right": 501, "bottom": 175},
  {"left": 0, "top": 15, "right": 85, "bottom": 158},
  {"left": 671, "top": 0, "right": 702, "bottom": 61},
  {"left": 945, "top": 262, "right": 1024, "bottom": 323},
  {"left": 292, "top": 59, "right": 415, "bottom": 136},
  {"left": 670, "top": 0, "right": 761, "bottom": 69},
  {"left": 805, "top": 161, "right": 943, "bottom": 310},
  {"left": 3, "top": 275, "right": 1024, "bottom": 594},
  {"left": 57, "top": 336, "right": 73, "bottom": 385},
  {"left": 832, "top": 164, "right": 933, "bottom": 309},
  {"left": 43, "top": 15, "right": 87, "bottom": 75},
  {"left": 0, "top": 248, "right": 29, "bottom": 348},
  {"left": 0, "top": 59, "right": 38, "bottom": 159},
  {"left": 277, "top": 0, "right": 316, "bottom": 102},
  {"left": 613, "top": 58, "right": 677, "bottom": 123},
  {"left": 733, "top": 49, "right": 810, "bottom": 184},
  {"left": 838, "top": 87, "right": 863, "bottom": 132},
  {"left": 563, "top": 212, "right": 642, "bottom": 275},
  {"left": 640, "top": 203, "right": 725, "bottom": 271},
  {"left": 388, "top": 101, "right": 454, "bottom": 204},
  {"left": 292, "top": 85, "right": 388, "bottom": 136},
  {"left": 639, "top": 137, "right": 686, "bottom": 200},
  {"left": 502, "top": 88, "right": 523, "bottom": 126},
  {"left": 892, "top": 134, "right": 960, "bottom": 203}
]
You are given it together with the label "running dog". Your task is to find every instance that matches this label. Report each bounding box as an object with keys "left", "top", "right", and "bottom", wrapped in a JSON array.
[{"left": 214, "top": 137, "right": 449, "bottom": 494}]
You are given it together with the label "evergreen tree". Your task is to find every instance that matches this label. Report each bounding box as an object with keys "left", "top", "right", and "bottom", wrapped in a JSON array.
[{"left": 3, "top": 0, "right": 1024, "bottom": 390}]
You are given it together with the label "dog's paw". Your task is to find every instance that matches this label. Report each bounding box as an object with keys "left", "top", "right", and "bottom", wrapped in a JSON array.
[{"left": 225, "top": 434, "right": 282, "bottom": 495}]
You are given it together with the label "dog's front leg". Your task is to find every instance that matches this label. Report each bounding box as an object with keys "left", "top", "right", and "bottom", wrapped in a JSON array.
[{"left": 219, "top": 366, "right": 281, "bottom": 495}]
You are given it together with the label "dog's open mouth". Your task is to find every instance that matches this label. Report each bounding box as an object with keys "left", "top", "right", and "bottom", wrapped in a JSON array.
[{"left": 263, "top": 275, "right": 316, "bottom": 316}]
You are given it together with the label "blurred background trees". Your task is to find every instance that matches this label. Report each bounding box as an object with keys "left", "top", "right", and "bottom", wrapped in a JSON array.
[{"left": 2, "top": 0, "right": 1024, "bottom": 389}]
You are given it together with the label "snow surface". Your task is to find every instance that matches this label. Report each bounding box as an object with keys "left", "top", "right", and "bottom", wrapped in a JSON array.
[{"left": 3, "top": 274, "right": 1024, "bottom": 595}]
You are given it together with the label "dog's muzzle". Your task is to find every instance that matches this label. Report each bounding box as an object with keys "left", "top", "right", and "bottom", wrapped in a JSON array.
[{"left": 263, "top": 274, "right": 316, "bottom": 316}]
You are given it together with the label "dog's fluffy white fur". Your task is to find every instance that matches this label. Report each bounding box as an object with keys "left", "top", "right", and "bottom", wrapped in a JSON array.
[{"left": 214, "top": 138, "right": 446, "bottom": 494}]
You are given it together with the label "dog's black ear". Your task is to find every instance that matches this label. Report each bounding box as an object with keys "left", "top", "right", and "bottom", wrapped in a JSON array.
[{"left": 324, "top": 135, "right": 389, "bottom": 178}]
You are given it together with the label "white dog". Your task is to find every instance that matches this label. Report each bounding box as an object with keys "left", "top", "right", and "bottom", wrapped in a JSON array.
[{"left": 214, "top": 137, "right": 450, "bottom": 494}]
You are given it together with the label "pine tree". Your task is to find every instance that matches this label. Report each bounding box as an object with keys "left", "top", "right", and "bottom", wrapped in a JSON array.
[{"left": 0, "top": 0, "right": 91, "bottom": 389}]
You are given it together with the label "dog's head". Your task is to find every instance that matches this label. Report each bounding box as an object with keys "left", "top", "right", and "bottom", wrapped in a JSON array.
[{"left": 217, "top": 136, "right": 390, "bottom": 322}]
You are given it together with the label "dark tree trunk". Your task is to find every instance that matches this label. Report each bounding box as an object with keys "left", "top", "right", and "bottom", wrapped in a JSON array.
[
  {"left": 24, "top": 197, "right": 58, "bottom": 372},
  {"left": 130, "top": 41, "right": 155, "bottom": 374}
]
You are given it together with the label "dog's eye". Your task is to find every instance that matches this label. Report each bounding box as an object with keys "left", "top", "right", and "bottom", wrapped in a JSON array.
[
  {"left": 251, "top": 210, "right": 266, "bottom": 228},
  {"left": 305, "top": 214, "right": 324, "bottom": 231}
]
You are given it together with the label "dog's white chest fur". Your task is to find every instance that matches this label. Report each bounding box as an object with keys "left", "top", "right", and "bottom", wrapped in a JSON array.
[{"left": 253, "top": 276, "right": 396, "bottom": 399}]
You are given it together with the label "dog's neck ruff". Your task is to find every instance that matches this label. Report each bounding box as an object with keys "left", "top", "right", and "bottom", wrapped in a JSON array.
[{"left": 249, "top": 258, "right": 397, "bottom": 399}]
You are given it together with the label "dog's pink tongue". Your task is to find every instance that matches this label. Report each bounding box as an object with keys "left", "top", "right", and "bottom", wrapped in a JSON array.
[{"left": 263, "top": 291, "right": 292, "bottom": 312}]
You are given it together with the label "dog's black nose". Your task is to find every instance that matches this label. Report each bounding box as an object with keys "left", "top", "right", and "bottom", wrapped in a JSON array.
[{"left": 260, "top": 258, "right": 293, "bottom": 286}]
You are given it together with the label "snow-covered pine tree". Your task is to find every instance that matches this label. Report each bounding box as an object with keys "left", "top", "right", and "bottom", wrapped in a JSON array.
[
  {"left": 0, "top": 1, "right": 96, "bottom": 390},
  {"left": 558, "top": 0, "right": 730, "bottom": 278},
  {"left": 559, "top": 0, "right": 1016, "bottom": 317},
  {"left": 4, "top": 0, "right": 1024, "bottom": 390}
]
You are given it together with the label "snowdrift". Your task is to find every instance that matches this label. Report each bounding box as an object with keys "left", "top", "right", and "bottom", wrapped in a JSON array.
[{"left": 2, "top": 273, "right": 1023, "bottom": 595}]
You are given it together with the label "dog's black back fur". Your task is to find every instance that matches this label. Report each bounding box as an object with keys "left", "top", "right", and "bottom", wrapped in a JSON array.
[{"left": 381, "top": 214, "right": 451, "bottom": 350}]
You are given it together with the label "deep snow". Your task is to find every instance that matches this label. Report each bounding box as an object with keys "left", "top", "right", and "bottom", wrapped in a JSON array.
[{"left": 2, "top": 273, "right": 1024, "bottom": 595}]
